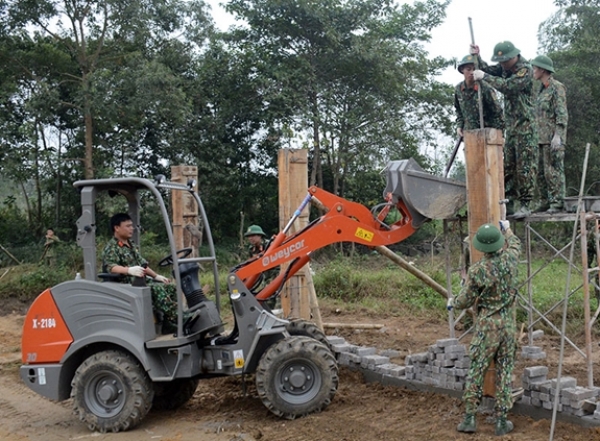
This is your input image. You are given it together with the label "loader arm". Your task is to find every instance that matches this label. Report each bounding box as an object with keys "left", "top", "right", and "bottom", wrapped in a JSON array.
[{"left": 233, "top": 186, "right": 418, "bottom": 301}]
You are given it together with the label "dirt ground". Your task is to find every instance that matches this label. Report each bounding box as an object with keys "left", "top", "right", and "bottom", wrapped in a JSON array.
[{"left": 2, "top": 302, "right": 600, "bottom": 441}]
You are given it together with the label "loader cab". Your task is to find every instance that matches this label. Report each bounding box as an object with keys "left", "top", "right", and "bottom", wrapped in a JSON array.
[{"left": 73, "top": 176, "right": 222, "bottom": 337}]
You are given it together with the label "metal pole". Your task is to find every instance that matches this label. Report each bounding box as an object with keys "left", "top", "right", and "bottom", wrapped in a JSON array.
[
  {"left": 550, "top": 143, "right": 591, "bottom": 441},
  {"left": 526, "top": 223, "right": 533, "bottom": 346},
  {"left": 580, "top": 211, "right": 593, "bottom": 388},
  {"left": 468, "top": 17, "right": 484, "bottom": 129},
  {"left": 444, "top": 220, "right": 455, "bottom": 338}
]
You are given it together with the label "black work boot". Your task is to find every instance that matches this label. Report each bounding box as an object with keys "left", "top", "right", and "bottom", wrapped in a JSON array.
[
  {"left": 513, "top": 202, "right": 531, "bottom": 219},
  {"left": 495, "top": 416, "right": 514, "bottom": 436},
  {"left": 546, "top": 202, "right": 563, "bottom": 214},
  {"left": 457, "top": 414, "right": 476, "bottom": 433}
]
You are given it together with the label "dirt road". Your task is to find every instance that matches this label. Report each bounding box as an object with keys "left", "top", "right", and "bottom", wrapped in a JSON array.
[{"left": 2, "top": 310, "right": 600, "bottom": 441}]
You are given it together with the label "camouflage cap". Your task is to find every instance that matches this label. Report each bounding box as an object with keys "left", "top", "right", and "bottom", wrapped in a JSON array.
[
  {"left": 531, "top": 55, "right": 555, "bottom": 73},
  {"left": 457, "top": 54, "right": 476, "bottom": 73},
  {"left": 244, "top": 224, "right": 266, "bottom": 237},
  {"left": 472, "top": 223, "right": 505, "bottom": 253},
  {"left": 491, "top": 41, "right": 520, "bottom": 62}
]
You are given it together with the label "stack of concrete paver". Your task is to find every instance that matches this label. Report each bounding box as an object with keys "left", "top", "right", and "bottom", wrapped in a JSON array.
[
  {"left": 326, "top": 334, "right": 600, "bottom": 426},
  {"left": 404, "top": 338, "right": 469, "bottom": 391},
  {"left": 521, "top": 366, "right": 600, "bottom": 417}
]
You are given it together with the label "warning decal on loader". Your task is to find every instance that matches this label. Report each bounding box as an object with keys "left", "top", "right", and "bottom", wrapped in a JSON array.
[
  {"left": 233, "top": 350, "right": 245, "bottom": 368},
  {"left": 354, "top": 227, "right": 374, "bottom": 242}
]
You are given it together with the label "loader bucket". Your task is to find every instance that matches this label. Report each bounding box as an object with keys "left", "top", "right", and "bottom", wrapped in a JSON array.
[{"left": 384, "top": 158, "right": 466, "bottom": 228}]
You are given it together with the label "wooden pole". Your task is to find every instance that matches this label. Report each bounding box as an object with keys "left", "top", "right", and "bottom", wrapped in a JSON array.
[
  {"left": 464, "top": 127, "right": 504, "bottom": 397},
  {"left": 0, "top": 244, "right": 22, "bottom": 265},
  {"left": 278, "top": 149, "right": 322, "bottom": 328},
  {"left": 171, "top": 166, "right": 199, "bottom": 257}
]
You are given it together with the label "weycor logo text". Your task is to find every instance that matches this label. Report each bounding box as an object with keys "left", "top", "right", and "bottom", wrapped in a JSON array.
[{"left": 262, "top": 240, "right": 306, "bottom": 267}]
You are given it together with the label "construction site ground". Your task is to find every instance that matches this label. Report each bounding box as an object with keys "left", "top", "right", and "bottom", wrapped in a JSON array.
[{"left": 2, "top": 300, "right": 600, "bottom": 441}]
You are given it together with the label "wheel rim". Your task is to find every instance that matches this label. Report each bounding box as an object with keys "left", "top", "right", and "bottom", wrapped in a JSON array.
[
  {"left": 84, "top": 369, "right": 127, "bottom": 417},
  {"left": 276, "top": 359, "right": 322, "bottom": 404}
]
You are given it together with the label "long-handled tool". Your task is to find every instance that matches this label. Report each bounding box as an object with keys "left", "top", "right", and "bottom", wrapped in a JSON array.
[
  {"left": 468, "top": 17, "right": 484, "bottom": 130},
  {"left": 444, "top": 135, "right": 463, "bottom": 178}
]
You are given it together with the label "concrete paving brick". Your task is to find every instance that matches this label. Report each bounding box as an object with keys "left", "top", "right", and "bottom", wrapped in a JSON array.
[
  {"left": 356, "top": 347, "right": 378, "bottom": 356},
  {"left": 523, "top": 366, "right": 549, "bottom": 378},
  {"left": 379, "top": 349, "right": 401, "bottom": 358},
  {"left": 531, "top": 397, "right": 542, "bottom": 407},
  {"left": 551, "top": 377, "right": 578, "bottom": 390},
  {"left": 361, "top": 354, "right": 390, "bottom": 368},
  {"left": 532, "top": 329, "right": 544, "bottom": 340},
  {"left": 326, "top": 336, "right": 346, "bottom": 345},
  {"left": 331, "top": 343, "right": 354, "bottom": 354},
  {"left": 435, "top": 338, "right": 459, "bottom": 348},
  {"left": 411, "top": 352, "right": 429, "bottom": 363}
]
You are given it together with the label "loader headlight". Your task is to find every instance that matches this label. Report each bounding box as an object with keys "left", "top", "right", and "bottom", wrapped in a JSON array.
[{"left": 155, "top": 174, "right": 166, "bottom": 185}]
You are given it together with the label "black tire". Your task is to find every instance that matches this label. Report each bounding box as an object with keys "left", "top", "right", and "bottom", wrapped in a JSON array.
[
  {"left": 255, "top": 336, "right": 338, "bottom": 419},
  {"left": 71, "top": 350, "right": 153, "bottom": 433},
  {"left": 285, "top": 319, "right": 331, "bottom": 351},
  {"left": 152, "top": 379, "right": 199, "bottom": 411}
]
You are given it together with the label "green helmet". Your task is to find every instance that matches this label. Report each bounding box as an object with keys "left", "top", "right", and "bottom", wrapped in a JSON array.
[
  {"left": 457, "top": 54, "right": 476, "bottom": 73},
  {"left": 244, "top": 224, "right": 266, "bottom": 237},
  {"left": 531, "top": 55, "right": 555, "bottom": 73},
  {"left": 491, "top": 41, "right": 520, "bottom": 62},
  {"left": 472, "top": 223, "right": 505, "bottom": 253}
]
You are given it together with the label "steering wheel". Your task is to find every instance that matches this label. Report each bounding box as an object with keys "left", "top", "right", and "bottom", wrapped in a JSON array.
[{"left": 158, "top": 247, "right": 193, "bottom": 267}]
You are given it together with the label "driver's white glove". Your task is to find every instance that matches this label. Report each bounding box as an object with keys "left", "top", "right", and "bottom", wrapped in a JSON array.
[
  {"left": 499, "top": 220, "right": 510, "bottom": 232},
  {"left": 456, "top": 127, "right": 463, "bottom": 137},
  {"left": 551, "top": 132, "right": 562, "bottom": 151},
  {"left": 127, "top": 266, "right": 145, "bottom": 277},
  {"left": 473, "top": 69, "right": 485, "bottom": 81},
  {"left": 446, "top": 297, "right": 454, "bottom": 311},
  {"left": 469, "top": 44, "right": 480, "bottom": 55},
  {"left": 154, "top": 275, "right": 170, "bottom": 284}
]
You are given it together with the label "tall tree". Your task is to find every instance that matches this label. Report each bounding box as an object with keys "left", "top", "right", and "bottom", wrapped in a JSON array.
[
  {"left": 225, "top": 0, "right": 453, "bottom": 194},
  {"left": 2, "top": 0, "right": 212, "bottom": 179}
]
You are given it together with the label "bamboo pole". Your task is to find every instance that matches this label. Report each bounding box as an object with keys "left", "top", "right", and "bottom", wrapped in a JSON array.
[{"left": 0, "top": 244, "right": 22, "bottom": 265}]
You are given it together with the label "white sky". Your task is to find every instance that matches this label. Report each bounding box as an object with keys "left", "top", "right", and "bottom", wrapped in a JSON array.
[{"left": 206, "top": 0, "right": 558, "bottom": 85}]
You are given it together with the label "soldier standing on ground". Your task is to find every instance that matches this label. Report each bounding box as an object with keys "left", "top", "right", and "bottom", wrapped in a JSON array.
[
  {"left": 471, "top": 41, "right": 539, "bottom": 219},
  {"left": 42, "top": 228, "right": 60, "bottom": 266},
  {"left": 448, "top": 221, "right": 521, "bottom": 436},
  {"left": 454, "top": 54, "right": 504, "bottom": 137},
  {"left": 531, "top": 55, "right": 568, "bottom": 214}
]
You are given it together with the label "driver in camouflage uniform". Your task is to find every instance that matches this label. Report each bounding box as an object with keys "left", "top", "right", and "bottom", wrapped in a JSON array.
[
  {"left": 454, "top": 54, "right": 504, "bottom": 136},
  {"left": 449, "top": 221, "right": 521, "bottom": 436},
  {"left": 102, "top": 212, "right": 178, "bottom": 333},
  {"left": 471, "top": 41, "right": 539, "bottom": 219},
  {"left": 532, "top": 55, "right": 568, "bottom": 214}
]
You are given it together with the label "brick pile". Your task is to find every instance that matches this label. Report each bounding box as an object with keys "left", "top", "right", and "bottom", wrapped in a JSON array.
[
  {"left": 521, "top": 366, "right": 600, "bottom": 417},
  {"left": 326, "top": 335, "right": 600, "bottom": 425}
]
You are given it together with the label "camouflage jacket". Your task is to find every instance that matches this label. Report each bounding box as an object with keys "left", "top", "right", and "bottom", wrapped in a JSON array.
[
  {"left": 534, "top": 77, "right": 568, "bottom": 145},
  {"left": 454, "top": 230, "right": 521, "bottom": 323},
  {"left": 454, "top": 80, "right": 504, "bottom": 131},
  {"left": 102, "top": 237, "right": 147, "bottom": 284},
  {"left": 478, "top": 55, "right": 537, "bottom": 136},
  {"left": 248, "top": 238, "right": 269, "bottom": 259}
]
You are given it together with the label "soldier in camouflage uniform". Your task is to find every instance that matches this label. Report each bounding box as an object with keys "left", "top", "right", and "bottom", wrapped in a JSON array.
[
  {"left": 245, "top": 224, "right": 278, "bottom": 308},
  {"left": 449, "top": 221, "right": 521, "bottom": 436},
  {"left": 454, "top": 54, "right": 504, "bottom": 137},
  {"left": 102, "top": 213, "right": 178, "bottom": 333},
  {"left": 472, "top": 42, "right": 539, "bottom": 219},
  {"left": 532, "top": 55, "right": 568, "bottom": 214}
]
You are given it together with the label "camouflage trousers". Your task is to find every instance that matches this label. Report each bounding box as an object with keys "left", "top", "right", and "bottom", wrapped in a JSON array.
[
  {"left": 537, "top": 144, "right": 565, "bottom": 206},
  {"left": 463, "top": 317, "right": 517, "bottom": 417},
  {"left": 150, "top": 283, "right": 179, "bottom": 332},
  {"left": 504, "top": 131, "right": 538, "bottom": 204}
]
